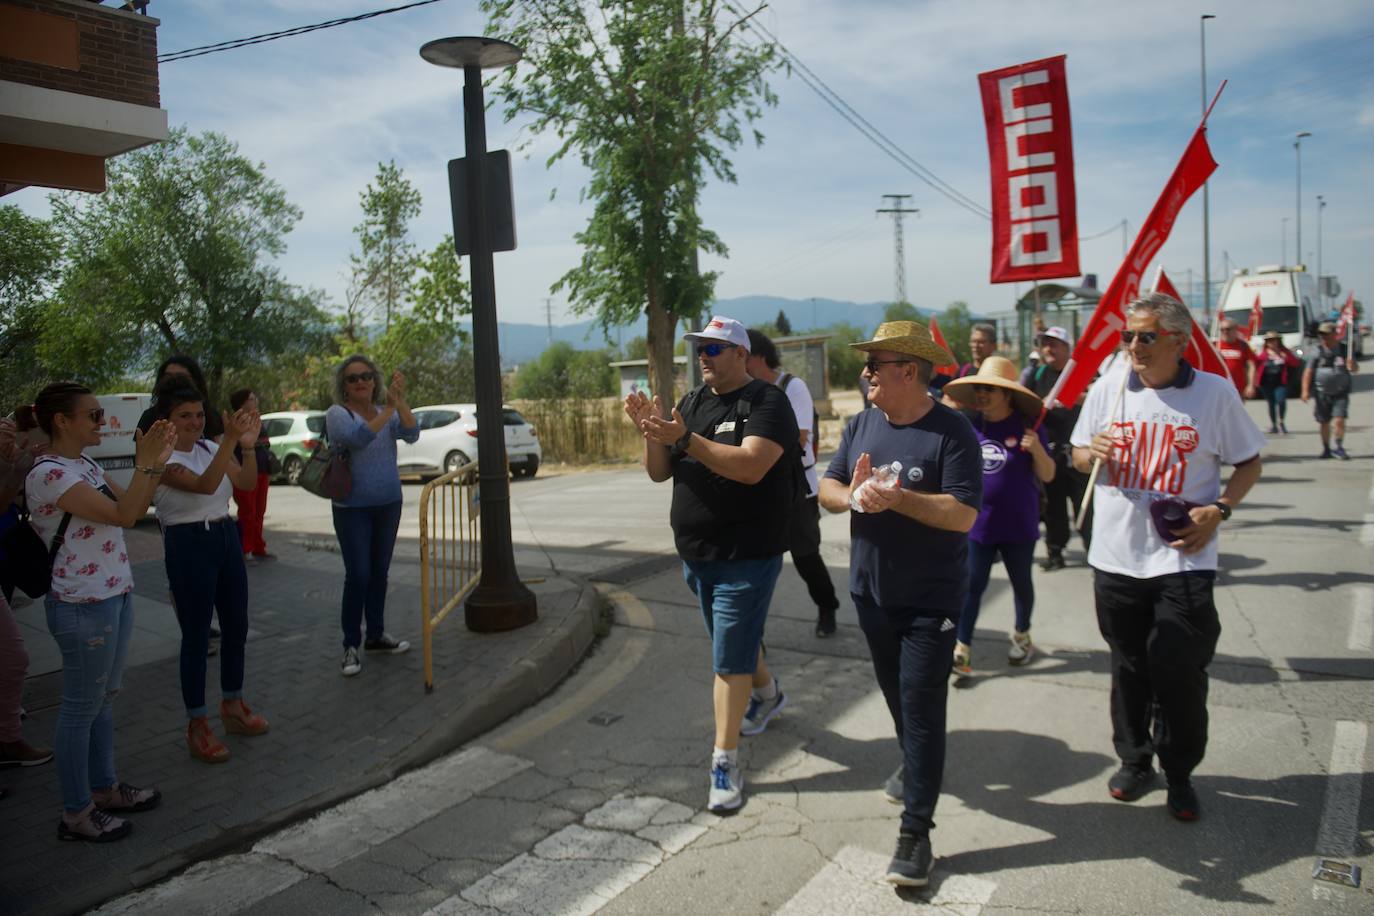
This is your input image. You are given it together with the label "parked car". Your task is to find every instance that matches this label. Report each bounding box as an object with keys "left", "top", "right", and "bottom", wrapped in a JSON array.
[
  {"left": 88, "top": 393, "right": 153, "bottom": 492},
  {"left": 396, "top": 403, "right": 541, "bottom": 478},
  {"left": 261, "top": 410, "right": 326, "bottom": 485}
]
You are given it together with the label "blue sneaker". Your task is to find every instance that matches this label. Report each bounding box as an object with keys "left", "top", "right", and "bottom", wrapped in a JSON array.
[
  {"left": 708, "top": 756, "right": 743, "bottom": 812},
  {"left": 740, "top": 683, "right": 787, "bottom": 736}
]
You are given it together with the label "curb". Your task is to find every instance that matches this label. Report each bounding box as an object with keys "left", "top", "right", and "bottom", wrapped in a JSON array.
[{"left": 48, "top": 575, "right": 601, "bottom": 916}]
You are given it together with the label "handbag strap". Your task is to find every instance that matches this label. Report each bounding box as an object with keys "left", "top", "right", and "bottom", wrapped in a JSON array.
[{"left": 47, "top": 512, "right": 74, "bottom": 568}]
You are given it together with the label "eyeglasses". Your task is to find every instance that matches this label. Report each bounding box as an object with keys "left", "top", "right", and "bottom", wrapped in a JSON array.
[
  {"left": 1120, "top": 329, "right": 1178, "bottom": 346},
  {"left": 83, "top": 408, "right": 105, "bottom": 423},
  {"left": 344, "top": 371, "right": 376, "bottom": 384},
  {"left": 864, "top": 358, "right": 913, "bottom": 374},
  {"left": 696, "top": 343, "right": 735, "bottom": 358}
]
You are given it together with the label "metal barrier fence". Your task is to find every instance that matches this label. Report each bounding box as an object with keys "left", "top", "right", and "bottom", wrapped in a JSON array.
[{"left": 418, "top": 461, "right": 480, "bottom": 692}]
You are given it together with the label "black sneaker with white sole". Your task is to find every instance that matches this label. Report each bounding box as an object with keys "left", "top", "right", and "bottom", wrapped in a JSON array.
[
  {"left": 364, "top": 634, "right": 410, "bottom": 654},
  {"left": 883, "top": 764, "right": 904, "bottom": 805},
  {"left": 885, "top": 832, "right": 932, "bottom": 887},
  {"left": 1107, "top": 764, "right": 1155, "bottom": 801}
]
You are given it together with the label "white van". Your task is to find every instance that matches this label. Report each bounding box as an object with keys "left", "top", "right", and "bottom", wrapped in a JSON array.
[
  {"left": 89, "top": 393, "right": 153, "bottom": 491},
  {"left": 1216, "top": 265, "right": 1321, "bottom": 359}
]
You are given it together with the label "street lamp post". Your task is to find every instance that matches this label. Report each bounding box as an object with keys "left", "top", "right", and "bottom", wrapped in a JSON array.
[
  {"left": 1294, "top": 130, "right": 1311, "bottom": 266},
  {"left": 1281, "top": 217, "right": 1290, "bottom": 266},
  {"left": 421, "top": 36, "right": 538, "bottom": 633},
  {"left": 1200, "top": 14, "right": 1216, "bottom": 321},
  {"left": 1317, "top": 194, "right": 1326, "bottom": 311}
]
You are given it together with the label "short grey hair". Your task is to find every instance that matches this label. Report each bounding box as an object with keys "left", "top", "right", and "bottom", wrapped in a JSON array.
[
  {"left": 1125, "top": 292, "right": 1192, "bottom": 337},
  {"left": 912, "top": 356, "right": 933, "bottom": 385},
  {"left": 971, "top": 322, "right": 997, "bottom": 340},
  {"left": 332, "top": 353, "right": 387, "bottom": 405}
]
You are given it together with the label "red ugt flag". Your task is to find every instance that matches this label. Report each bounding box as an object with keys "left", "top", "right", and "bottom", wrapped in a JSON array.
[
  {"left": 1152, "top": 267, "right": 1229, "bottom": 378},
  {"left": 1043, "top": 124, "right": 1218, "bottom": 410},
  {"left": 1245, "top": 294, "right": 1263, "bottom": 337},
  {"left": 927, "top": 317, "right": 957, "bottom": 376},
  {"left": 1335, "top": 292, "right": 1356, "bottom": 337}
]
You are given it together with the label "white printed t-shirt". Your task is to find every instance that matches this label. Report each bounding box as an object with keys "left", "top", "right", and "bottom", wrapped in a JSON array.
[
  {"left": 24, "top": 455, "right": 132, "bottom": 603},
  {"left": 778, "top": 372, "right": 818, "bottom": 496},
  {"left": 154, "top": 439, "right": 233, "bottom": 525},
  {"left": 1070, "top": 360, "right": 1265, "bottom": 578}
]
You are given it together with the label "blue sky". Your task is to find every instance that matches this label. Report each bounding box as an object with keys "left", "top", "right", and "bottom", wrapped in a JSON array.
[{"left": 17, "top": 0, "right": 1374, "bottom": 327}]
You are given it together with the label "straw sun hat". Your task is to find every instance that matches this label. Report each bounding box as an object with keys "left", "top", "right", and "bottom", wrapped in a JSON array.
[
  {"left": 849, "top": 320, "right": 956, "bottom": 367},
  {"left": 943, "top": 356, "right": 1043, "bottom": 417}
]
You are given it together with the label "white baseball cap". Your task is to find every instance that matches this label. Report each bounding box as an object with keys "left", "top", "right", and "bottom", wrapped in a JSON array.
[
  {"left": 684, "top": 316, "right": 750, "bottom": 352},
  {"left": 1037, "top": 326, "right": 1072, "bottom": 346}
]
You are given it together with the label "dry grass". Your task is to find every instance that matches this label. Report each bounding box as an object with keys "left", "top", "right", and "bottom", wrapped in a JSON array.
[{"left": 510, "top": 397, "right": 641, "bottom": 465}]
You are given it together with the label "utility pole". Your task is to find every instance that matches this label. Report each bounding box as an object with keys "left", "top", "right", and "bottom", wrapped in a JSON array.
[
  {"left": 1317, "top": 194, "right": 1326, "bottom": 312},
  {"left": 1295, "top": 131, "right": 1311, "bottom": 265},
  {"left": 876, "top": 194, "right": 918, "bottom": 305},
  {"left": 544, "top": 297, "right": 553, "bottom": 346}
]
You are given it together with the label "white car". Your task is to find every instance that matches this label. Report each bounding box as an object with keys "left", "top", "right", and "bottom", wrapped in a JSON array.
[
  {"left": 90, "top": 393, "right": 153, "bottom": 491},
  {"left": 396, "top": 403, "right": 541, "bottom": 478}
]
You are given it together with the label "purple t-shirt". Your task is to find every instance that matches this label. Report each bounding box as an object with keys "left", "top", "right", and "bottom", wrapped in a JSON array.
[{"left": 968, "top": 414, "right": 1047, "bottom": 545}]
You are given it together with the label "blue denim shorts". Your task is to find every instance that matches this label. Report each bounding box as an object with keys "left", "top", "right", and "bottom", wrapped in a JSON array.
[{"left": 682, "top": 555, "right": 783, "bottom": 675}]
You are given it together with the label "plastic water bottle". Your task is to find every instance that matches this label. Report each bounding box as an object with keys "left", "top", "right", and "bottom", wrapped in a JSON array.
[{"left": 850, "top": 460, "right": 903, "bottom": 512}]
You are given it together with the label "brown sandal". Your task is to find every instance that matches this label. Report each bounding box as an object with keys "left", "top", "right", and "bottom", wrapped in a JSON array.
[
  {"left": 219, "top": 699, "right": 269, "bottom": 736},
  {"left": 187, "top": 717, "right": 230, "bottom": 763}
]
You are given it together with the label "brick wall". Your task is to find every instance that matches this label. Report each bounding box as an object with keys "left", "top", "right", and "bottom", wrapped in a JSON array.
[{"left": 0, "top": 0, "right": 160, "bottom": 108}]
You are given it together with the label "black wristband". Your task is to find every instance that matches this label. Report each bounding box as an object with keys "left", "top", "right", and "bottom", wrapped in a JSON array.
[
  {"left": 1212, "top": 501, "right": 1232, "bottom": 521},
  {"left": 671, "top": 429, "right": 692, "bottom": 458}
]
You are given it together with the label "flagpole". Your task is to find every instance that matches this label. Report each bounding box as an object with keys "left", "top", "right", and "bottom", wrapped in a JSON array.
[{"left": 1076, "top": 366, "right": 1131, "bottom": 531}]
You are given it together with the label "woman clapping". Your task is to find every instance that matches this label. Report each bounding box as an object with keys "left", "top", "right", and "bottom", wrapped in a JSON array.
[{"left": 153, "top": 384, "right": 269, "bottom": 763}]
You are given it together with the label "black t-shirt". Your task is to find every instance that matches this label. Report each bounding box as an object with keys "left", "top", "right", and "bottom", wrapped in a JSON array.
[
  {"left": 670, "top": 379, "right": 800, "bottom": 561},
  {"left": 825, "top": 401, "right": 983, "bottom": 613},
  {"left": 1025, "top": 364, "right": 1080, "bottom": 466}
]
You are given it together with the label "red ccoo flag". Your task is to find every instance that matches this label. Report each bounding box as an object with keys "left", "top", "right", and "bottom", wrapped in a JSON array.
[
  {"left": 1152, "top": 267, "right": 1230, "bottom": 378},
  {"left": 1334, "top": 291, "right": 1356, "bottom": 337},
  {"left": 1244, "top": 293, "right": 1263, "bottom": 337},
  {"left": 928, "top": 316, "right": 957, "bottom": 376},
  {"left": 1043, "top": 101, "right": 1221, "bottom": 411}
]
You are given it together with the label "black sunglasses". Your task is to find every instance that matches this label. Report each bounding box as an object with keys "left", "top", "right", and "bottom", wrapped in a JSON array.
[
  {"left": 696, "top": 343, "right": 735, "bottom": 358},
  {"left": 864, "top": 358, "right": 913, "bottom": 374},
  {"left": 344, "top": 371, "right": 376, "bottom": 384},
  {"left": 82, "top": 408, "right": 105, "bottom": 423},
  {"left": 1120, "top": 330, "right": 1176, "bottom": 346}
]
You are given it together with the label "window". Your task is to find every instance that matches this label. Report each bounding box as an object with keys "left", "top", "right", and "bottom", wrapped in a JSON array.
[
  {"left": 263, "top": 418, "right": 293, "bottom": 438},
  {"left": 502, "top": 409, "right": 527, "bottom": 426},
  {"left": 424, "top": 410, "right": 459, "bottom": 430},
  {"left": 305, "top": 415, "right": 325, "bottom": 434}
]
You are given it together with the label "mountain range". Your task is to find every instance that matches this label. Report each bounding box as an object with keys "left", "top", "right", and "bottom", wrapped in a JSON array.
[{"left": 478, "top": 295, "right": 940, "bottom": 367}]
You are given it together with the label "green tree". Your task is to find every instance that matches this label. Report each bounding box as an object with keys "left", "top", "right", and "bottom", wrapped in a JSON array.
[
  {"left": 46, "top": 127, "right": 326, "bottom": 401},
  {"left": 939, "top": 301, "right": 975, "bottom": 365},
  {"left": 774, "top": 309, "right": 792, "bottom": 335},
  {"left": 883, "top": 301, "right": 921, "bottom": 323},
  {"left": 825, "top": 321, "right": 869, "bottom": 391},
  {"left": 512, "top": 342, "right": 616, "bottom": 400},
  {"left": 482, "top": 0, "right": 779, "bottom": 406},
  {"left": 349, "top": 160, "right": 422, "bottom": 334},
  {"left": 0, "top": 205, "right": 63, "bottom": 399},
  {"left": 621, "top": 335, "right": 648, "bottom": 361}
]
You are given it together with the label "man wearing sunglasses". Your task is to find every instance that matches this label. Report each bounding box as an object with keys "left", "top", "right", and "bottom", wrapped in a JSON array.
[
  {"left": 1071, "top": 293, "right": 1264, "bottom": 823},
  {"left": 624, "top": 315, "right": 800, "bottom": 815},
  {"left": 817, "top": 321, "right": 980, "bottom": 888}
]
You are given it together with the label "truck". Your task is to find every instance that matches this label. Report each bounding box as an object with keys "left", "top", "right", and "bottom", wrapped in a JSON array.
[{"left": 1216, "top": 265, "right": 1323, "bottom": 362}]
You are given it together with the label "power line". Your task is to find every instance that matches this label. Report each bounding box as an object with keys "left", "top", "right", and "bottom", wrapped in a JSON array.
[
  {"left": 158, "top": 0, "right": 447, "bottom": 63},
  {"left": 723, "top": 2, "right": 991, "bottom": 221}
]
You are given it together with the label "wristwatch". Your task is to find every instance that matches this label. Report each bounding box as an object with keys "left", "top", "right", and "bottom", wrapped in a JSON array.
[
  {"left": 1212, "top": 501, "right": 1232, "bottom": 521},
  {"left": 671, "top": 429, "right": 692, "bottom": 458}
]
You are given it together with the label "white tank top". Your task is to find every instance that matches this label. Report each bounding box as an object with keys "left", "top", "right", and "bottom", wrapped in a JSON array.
[{"left": 154, "top": 440, "right": 234, "bottom": 525}]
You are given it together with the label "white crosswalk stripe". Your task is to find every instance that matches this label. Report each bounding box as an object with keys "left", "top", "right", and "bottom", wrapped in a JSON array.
[{"left": 778, "top": 845, "right": 997, "bottom": 915}]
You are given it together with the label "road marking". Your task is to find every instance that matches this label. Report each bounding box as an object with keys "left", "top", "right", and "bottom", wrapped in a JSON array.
[
  {"left": 255, "top": 746, "right": 532, "bottom": 872},
  {"left": 491, "top": 586, "right": 653, "bottom": 753},
  {"left": 1350, "top": 587, "right": 1374, "bottom": 652},
  {"left": 424, "top": 795, "right": 709, "bottom": 916},
  {"left": 1315, "top": 721, "right": 1368, "bottom": 858},
  {"left": 1360, "top": 513, "right": 1374, "bottom": 548},
  {"left": 778, "top": 845, "right": 997, "bottom": 915},
  {"left": 88, "top": 853, "right": 306, "bottom": 916}
]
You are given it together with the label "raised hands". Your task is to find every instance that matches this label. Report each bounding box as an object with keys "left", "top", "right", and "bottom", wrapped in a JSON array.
[
  {"left": 134, "top": 419, "right": 176, "bottom": 468},
  {"left": 623, "top": 390, "right": 656, "bottom": 429},
  {"left": 222, "top": 407, "right": 261, "bottom": 447},
  {"left": 640, "top": 396, "right": 687, "bottom": 447},
  {"left": 387, "top": 370, "right": 407, "bottom": 407}
]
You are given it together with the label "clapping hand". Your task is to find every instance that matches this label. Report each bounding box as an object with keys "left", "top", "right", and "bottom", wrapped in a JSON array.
[
  {"left": 223, "top": 407, "right": 258, "bottom": 446},
  {"left": 640, "top": 396, "right": 688, "bottom": 447},
  {"left": 623, "top": 390, "right": 656, "bottom": 429},
  {"left": 134, "top": 419, "right": 176, "bottom": 467},
  {"left": 387, "top": 371, "right": 406, "bottom": 407}
]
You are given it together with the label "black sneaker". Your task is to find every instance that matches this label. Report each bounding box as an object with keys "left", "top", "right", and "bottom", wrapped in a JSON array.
[
  {"left": 364, "top": 634, "right": 410, "bottom": 654},
  {"left": 815, "top": 607, "right": 837, "bottom": 638},
  {"left": 1039, "top": 550, "right": 1066, "bottom": 572},
  {"left": 885, "top": 832, "right": 932, "bottom": 887},
  {"left": 1166, "top": 781, "right": 1200, "bottom": 821},
  {"left": 883, "top": 764, "right": 904, "bottom": 805},
  {"left": 1319, "top": 448, "right": 1333, "bottom": 459},
  {"left": 1107, "top": 764, "right": 1155, "bottom": 801}
]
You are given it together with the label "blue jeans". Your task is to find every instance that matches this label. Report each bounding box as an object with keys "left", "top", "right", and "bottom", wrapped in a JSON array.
[
  {"left": 332, "top": 501, "right": 403, "bottom": 649},
  {"left": 853, "top": 594, "right": 956, "bottom": 836},
  {"left": 45, "top": 591, "right": 133, "bottom": 813},
  {"left": 958, "top": 539, "right": 1036, "bottom": 646},
  {"left": 682, "top": 555, "right": 783, "bottom": 674},
  {"left": 1260, "top": 381, "right": 1288, "bottom": 426},
  {"left": 164, "top": 518, "right": 249, "bottom": 718}
]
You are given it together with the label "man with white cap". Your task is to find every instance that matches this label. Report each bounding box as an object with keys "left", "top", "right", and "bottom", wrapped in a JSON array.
[
  {"left": 818, "top": 321, "right": 982, "bottom": 887},
  {"left": 625, "top": 316, "right": 800, "bottom": 814},
  {"left": 1021, "top": 326, "right": 1091, "bottom": 570}
]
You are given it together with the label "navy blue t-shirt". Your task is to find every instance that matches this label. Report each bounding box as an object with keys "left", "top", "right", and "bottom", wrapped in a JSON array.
[{"left": 825, "top": 400, "right": 983, "bottom": 613}]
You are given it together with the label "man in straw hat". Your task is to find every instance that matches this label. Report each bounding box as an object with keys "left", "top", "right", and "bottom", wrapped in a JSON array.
[
  {"left": 625, "top": 316, "right": 800, "bottom": 814},
  {"left": 942, "top": 356, "right": 1056, "bottom": 677},
  {"left": 818, "top": 320, "right": 982, "bottom": 886},
  {"left": 1070, "top": 292, "right": 1264, "bottom": 822}
]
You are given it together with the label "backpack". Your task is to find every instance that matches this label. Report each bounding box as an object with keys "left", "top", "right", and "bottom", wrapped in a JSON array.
[
  {"left": 0, "top": 456, "right": 106, "bottom": 599},
  {"left": 775, "top": 371, "right": 820, "bottom": 470}
]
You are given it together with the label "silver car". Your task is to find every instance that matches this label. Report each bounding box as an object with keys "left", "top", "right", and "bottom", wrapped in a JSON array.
[{"left": 395, "top": 403, "right": 542, "bottom": 478}]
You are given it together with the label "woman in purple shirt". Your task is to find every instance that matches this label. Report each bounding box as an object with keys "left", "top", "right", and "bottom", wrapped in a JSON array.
[
  {"left": 325, "top": 355, "right": 419, "bottom": 678},
  {"left": 943, "top": 357, "right": 1054, "bottom": 675}
]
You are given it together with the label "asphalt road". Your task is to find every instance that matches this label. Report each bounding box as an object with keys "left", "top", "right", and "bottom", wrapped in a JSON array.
[{"left": 98, "top": 386, "right": 1374, "bottom": 915}]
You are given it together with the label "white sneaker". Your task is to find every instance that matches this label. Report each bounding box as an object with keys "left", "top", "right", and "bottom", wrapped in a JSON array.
[
  {"left": 341, "top": 647, "right": 362, "bottom": 677},
  {"left": 740, "top": 682, "right": 787, "bottom": 736},
  {"left": 952, "top": 641, "right": 973, "bottom": 677},
  {"left": 707, "top": 756, "right": 744, "bottom": 812},
  {"left": 1008, "top": 630, "right": 1035, "bottom": 666}
]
